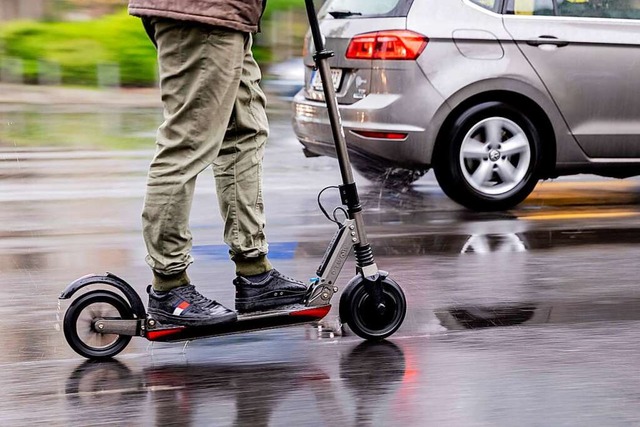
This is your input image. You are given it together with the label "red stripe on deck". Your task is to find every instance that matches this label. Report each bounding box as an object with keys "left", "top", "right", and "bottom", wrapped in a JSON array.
[
  {"left": 147, "top": 327, "right": 186, "bottom": 341},
  {"left": 289, "top": 305, "right": 331, "bottom": 318}
]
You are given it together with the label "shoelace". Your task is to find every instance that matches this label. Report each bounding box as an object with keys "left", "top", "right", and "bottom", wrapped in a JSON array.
[{"left": 179, "top": 286, "right": 220, "bottom": 310}]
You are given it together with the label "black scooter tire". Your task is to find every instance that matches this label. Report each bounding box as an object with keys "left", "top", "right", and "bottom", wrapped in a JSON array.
[
  {"left": 340, "top": 276, "right": 406, "bottom": 341},
  {"left": 63, "top": 290, "right": 134, "bottom": 360}
]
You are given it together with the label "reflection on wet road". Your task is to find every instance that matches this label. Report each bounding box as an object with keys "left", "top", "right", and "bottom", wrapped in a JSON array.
[
  {"left": 59, "top": 340, "right": 406, "bottom": 426},
  {"left": 3, "top": 112, "right": 640, "bottom": 425}
]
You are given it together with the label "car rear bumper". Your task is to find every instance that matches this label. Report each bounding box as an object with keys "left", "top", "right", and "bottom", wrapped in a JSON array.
[{"left": 292, "top": 88, "right": 442, "bottom": 169}]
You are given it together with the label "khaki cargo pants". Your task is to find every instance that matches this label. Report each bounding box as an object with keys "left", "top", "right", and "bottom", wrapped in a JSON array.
[{"left": 142, "top": 18, "right": 272, "bottom": 290}]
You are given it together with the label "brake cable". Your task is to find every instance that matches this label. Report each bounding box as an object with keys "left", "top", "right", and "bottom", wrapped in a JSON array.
[{"left": 317, "top": 185, "right": 348, "bottom": 227}]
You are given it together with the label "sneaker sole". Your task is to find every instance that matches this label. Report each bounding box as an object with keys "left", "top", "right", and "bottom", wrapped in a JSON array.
[{"left": 147, "top": 309, "right": 238, "bottom": 327}]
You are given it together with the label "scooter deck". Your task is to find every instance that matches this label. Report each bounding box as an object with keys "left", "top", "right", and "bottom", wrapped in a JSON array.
[{"left": 146, "top": 304, "right": 332, "bottom": 342}]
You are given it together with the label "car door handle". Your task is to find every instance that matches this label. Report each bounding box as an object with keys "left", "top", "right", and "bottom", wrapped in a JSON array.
[{"left": 526, "top": 36, "right": 569, "bottom": 47}]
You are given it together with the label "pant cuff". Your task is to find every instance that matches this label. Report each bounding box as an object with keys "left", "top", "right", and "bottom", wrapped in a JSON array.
[
  {"left": 152, "top": 270, "right": 190, "bottom": 292},
  {"left": 234, "top": 255, "right": 273, "bottom": 276}
]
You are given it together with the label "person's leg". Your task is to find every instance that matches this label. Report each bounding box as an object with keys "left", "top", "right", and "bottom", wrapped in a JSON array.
[
  {"left": 213, "top": 34, "right": 308, "bottom": 313},
  {"left": 212, "top": 33, "right": 271, "bottom": 275},
  {"left": 142, "top": 19, "right": 245, "bottom": 325}
]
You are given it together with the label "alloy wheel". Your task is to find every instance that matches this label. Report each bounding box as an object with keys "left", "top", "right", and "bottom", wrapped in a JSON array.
[{"left": 459, "top": 117, "right": 531, "bottom": 196}]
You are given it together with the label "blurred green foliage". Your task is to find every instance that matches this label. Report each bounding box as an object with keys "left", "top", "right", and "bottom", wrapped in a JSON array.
[
  {"left": 263, "top": 0, "right": 307, "bottom": 18},
  {"left": 0, "top": 11, "right": 156, "bottom": 86},
  {"left": 0, "top": 0, "right": 305, "bottom": 87}
]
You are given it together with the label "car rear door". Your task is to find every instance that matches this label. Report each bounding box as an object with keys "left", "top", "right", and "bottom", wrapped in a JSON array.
[{"left": 502, "top": 0, "right": 640, "bottom": 158}]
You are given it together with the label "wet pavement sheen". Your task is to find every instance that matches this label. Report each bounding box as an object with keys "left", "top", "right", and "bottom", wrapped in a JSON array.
[{"left": 3, "top": 111, "right": 640, "bottom": 425}]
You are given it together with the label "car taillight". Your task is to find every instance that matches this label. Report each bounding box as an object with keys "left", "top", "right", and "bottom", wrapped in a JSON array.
[
  {"left": 346, "top": 30, "right": 428, "bottom": 60},
  {"left": 351, "top": 130, "right": 408, "bottom": 140}
]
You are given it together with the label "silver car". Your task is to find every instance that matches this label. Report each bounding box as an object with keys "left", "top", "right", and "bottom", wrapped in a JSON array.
[{"left": 292, "top": 0, "right": 640, "bottom": 211}]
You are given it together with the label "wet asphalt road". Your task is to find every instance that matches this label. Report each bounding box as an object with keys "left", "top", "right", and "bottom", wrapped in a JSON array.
[{"left": 3, "top": 113, "right": 640, "bottom": 426}]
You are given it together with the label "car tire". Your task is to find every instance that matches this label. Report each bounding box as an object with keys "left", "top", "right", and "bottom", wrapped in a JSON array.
[{"left": 434, "top": 101, "right": 543, "bottom": 211}]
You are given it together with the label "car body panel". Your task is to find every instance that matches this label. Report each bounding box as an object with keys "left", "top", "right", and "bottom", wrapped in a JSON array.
[
  {"left": 452, "top": 29, "right": 505, "bottom": 60},
  {"left": 503, "top": 14, "right": 640, "bottom": 158}
]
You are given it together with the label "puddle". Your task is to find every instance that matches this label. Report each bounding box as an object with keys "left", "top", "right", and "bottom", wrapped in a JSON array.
[{"left": 436, "top": 298, "right": 640, "bottom": 330}]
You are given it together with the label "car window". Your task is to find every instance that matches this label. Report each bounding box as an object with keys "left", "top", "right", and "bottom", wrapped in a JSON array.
[
  {"left": 507, "top": 0, "right": 640, "bottom": 18},
  {"left": 320, "top": 0, "right": 415, "bottom": 18},
  {"left": 557, "top": 0, "right": 605, "bottom": 17},
  {"left": 468, "top": 0, "right": 501, "bottom": 11},
  {"left": 509, "top": 0, "right": 555, "bottom": 15},
  {"left": 558, "top": 0, "right": 640, "bottom": 19}
]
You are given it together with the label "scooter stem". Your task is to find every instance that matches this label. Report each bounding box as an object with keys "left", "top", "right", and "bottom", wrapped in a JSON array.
[
  {"left": 303, "top": 0, "right": 378, "bottom": 275},
  {"left": 304, "top": 0, "right": 355, "bottom": 186}
]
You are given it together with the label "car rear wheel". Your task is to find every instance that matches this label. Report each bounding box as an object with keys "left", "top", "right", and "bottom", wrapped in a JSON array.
[{"left": 434, "top": 101, "right": 542, "bottom": 211}]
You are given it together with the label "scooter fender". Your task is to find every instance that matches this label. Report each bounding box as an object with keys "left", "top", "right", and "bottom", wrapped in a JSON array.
[
  {"left": 339, "top": 270, "right": 390, "bottom": 321},
  {"left": 59, "top": 272, "right": 147, "bottom": 319},
  {"left": 349, "top": 269, "right": 389, "bottom": 286}
]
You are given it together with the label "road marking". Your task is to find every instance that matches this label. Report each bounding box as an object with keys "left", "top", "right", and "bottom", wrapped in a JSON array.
[{"left": 520, "top": 210, "right": 638, "bottom": 221}]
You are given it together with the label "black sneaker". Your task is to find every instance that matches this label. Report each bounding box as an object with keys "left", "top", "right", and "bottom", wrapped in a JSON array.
[
  {"left": 147, "top": 284, "right": 237, "bottom": 327},
  {"left": 234, "top": 269, "right": 309, "bottom": 313}
]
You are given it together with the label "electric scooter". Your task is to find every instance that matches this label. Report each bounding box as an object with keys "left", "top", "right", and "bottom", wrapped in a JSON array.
[{"left": 59, "top": 0, "right": 407, "bottom": 360}]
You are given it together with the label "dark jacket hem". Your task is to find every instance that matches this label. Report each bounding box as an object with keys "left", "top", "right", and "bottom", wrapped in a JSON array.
[{"left": 128, "top": 7, "right": 258, "bottom": 33}]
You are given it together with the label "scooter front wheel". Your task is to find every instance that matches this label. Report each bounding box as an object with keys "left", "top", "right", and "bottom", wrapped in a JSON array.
[
  {"left": 63, "top": 290, "right": 134, "bottom": 359},
  {"left": 340, "top": 276, "right": 406, "bottom": 340}
]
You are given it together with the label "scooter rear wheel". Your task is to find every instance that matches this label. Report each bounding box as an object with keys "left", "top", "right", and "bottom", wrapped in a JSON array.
[
  {"left": 63, "top": 290, "right": 134, "bottom": 359},
  {"left": 340, "top": 276, "right": 406, "bottom": 340}
]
